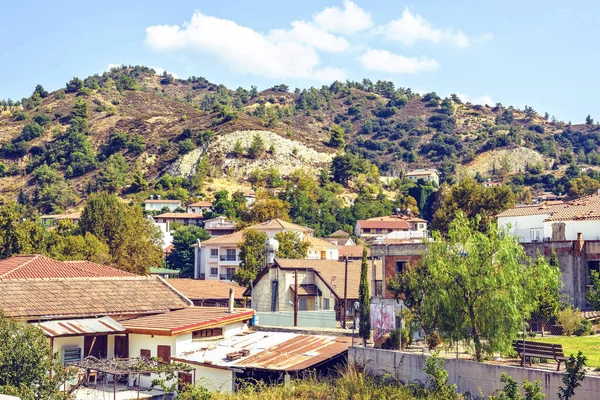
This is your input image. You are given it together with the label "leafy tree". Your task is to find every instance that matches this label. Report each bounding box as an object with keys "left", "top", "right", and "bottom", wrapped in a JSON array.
[
  {"left": 97, "top": 153, "right": 128, "bottom": 193},
  {"left": 330, "top": 152, "right": 368, "bottom": 187},
  {"left": 232, "top": 139, "right": 244, "bottom": 157},
  {"left": 33, "top": 84, "right": 48, "bottom": 98},
  {"left": 167, "top": 225, "right": 210, "bottom": 278},
  {"left": 557, "top": 352, "right": 586, "bottom": 400},
  {"left": 20, "top": 121, "right": 43, "bottom": 141},
  {"left": 247, "top": 134, "right": 265, "bottom": 159},
  {"left": 586, "top": 115, "right": 594, "bottom": 125},
  {"left": 274, "top": 231, "right": 309, "bottom": 259},
  {"left": 211, "top": 190, "right": 237, "bottom": 218},
  {"left": 49, "top": 232, "right": 111, "bottom": 264},
  {"left": 431, "top": 178, "right": 515, "bottom": 234},
  {"left": 233, "top": 229, "right": 269, "bottom": 286},
  {"left": 130, "top": 167, "right": 149, "bottom": 193},
  {"left": 178, "top": 139, "right": 195, "bottom": 154},
  {"left": 73, "top": 97, "right": 88, "bottom": 118},
  {"left": 65, "top": 77, "right": 84, "bottom": 93},
  {"left": 328, "top": 124, "right": 345, "bottom": 148},
  {"left": 586, "top": 270, "right": 600, "bottom": 310},
  {"left": 358, "top": 247, "right": 371, "bottom": 346},
  {"left": 31, "top": 164, "right": 76, "bottom": 213},
  {"left": 567, "top": 175, "right": 600, "bottom": 199},
  {"left": 393, "top": 213, "right": 560, "bottom": 362},
  {"left": 80, "top": 193, "right": 162, "bottom": 274},
  {"left": 0, "top": 313, "right": 76, "bottom": 399},
  {"left": 239, "top": 195, "right": 291, "bottom": 225},
  {"left": 33, "top": 114, "right": 51, "bottom": 126}
]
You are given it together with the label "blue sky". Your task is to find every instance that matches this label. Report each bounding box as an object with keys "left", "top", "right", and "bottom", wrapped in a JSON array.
[{"left": 0, "top": 0, "right": 597, "bottom": 122}]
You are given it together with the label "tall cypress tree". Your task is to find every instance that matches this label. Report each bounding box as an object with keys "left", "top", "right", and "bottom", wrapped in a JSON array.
[{"left": 358, "top": 247, "right": 371, "bottom": 346}]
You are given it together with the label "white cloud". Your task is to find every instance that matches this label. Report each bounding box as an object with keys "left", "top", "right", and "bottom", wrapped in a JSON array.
[
  {"left": 314, "top": 0, "right": 373, "bottom": 34},
  {"left": 268, "top": 21, "right": 349, "bottom": 53},
  {"left": 357, "top": 49, "right": 439, "bottom": 74},
  {"left": 384, "top": 8, "right": 471, "bottom": 48},
  {"left": 145, "top": 12, "right": 345, "bottom": 81},
  {"left": 457, "top": 93, "right": 494, "bottom": 105}
]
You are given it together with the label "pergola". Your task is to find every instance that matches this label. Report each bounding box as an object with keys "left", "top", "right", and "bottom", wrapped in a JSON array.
[{"left": 69, "top": 356, "right": 195, "bottom": 399}]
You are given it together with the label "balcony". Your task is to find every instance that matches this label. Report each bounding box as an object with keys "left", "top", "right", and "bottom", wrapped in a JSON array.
[
  {"left": 219, "top": 273, "right": 234, "bottom": 281},
  {"left": 219, "top": 255, "right": 239, "bottom": 265}
]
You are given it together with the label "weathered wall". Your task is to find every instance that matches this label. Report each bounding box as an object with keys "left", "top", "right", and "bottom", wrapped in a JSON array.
[
  {"left": 522, "top": 240, "right": 600, "bottom": 309},
  {"left": 371, "top": 243, "right": 427, "bottom": 298},
  {"left": 350, "top": 347, "right": 600, "bottom": 400}
]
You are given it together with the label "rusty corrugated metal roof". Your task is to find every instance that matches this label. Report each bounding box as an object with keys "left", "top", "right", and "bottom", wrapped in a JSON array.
[
  {"left": 34, "top": 316, "right": 125, "bottom": 337},
  {"left": 173, "top": 331, "right": 352, "bottom": 372}
]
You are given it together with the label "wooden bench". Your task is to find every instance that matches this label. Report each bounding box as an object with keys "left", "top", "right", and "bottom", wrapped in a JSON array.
[{"left": 512, "top": 340, "right": 569, "bottom": 371}]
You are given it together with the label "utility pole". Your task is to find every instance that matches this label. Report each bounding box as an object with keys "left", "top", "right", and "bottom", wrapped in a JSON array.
[
  {"left": 342, "top": 256, "right": 348, "bottom": 329},
  {"left": 294, "top": 270, "right": 298, "bottom": 327}
]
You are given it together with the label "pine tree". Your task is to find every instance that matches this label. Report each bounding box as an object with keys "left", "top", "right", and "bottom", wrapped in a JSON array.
[
  {"left": 328, "top": 124, "right": 345, "bottom": 148},
  {"left": 358, "top": 247, "right": 371, "bottom": 346}
]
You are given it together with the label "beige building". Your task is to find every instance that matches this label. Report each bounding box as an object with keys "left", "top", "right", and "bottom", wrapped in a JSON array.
[
  {"left": 405, "top": 169, "right": 440, "bottom": 186},
  {"left": 194, "top": 219, "right": 339, "bottom": 281},
  {"left": 186, "top": 201, "right": 213, "bottom": 214}
]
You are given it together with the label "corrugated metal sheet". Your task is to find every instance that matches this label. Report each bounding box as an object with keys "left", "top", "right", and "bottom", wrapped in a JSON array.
[
  {"left": 174, "top": 331, "right": 351, "bottom": 372},
  {"left": 35, "top": 316, "right": 125, "bottom": 337}
]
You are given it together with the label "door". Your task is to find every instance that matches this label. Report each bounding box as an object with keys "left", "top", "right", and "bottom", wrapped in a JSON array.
[
  {"left": 157, "top": 345, "right": 171, "bottom": 364},
  {"left": 178, "top": 372, "right": 193, "bottom": 391},
  {"left": 84, "top": 335, "right": 108, "bottom": 359},
  {"left": 114, "top": 335, "right": 128, "bottom": 359}
]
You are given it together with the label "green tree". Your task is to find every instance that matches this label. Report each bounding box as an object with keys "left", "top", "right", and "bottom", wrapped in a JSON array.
[
  {"left": 328, "top": 124, "right": 345, "bottom": 148},
  {"left": 330, "top": 152, "right": 368, "bottom": 187},
  {"left": 358, "top": 247, "right": 371, "bottom": 346},
  {"left": 20, "top": 121, "right": 43, "bottom": 141},
  {"left": 65, "top": 77, "right": 83, "bottom": 93},
  {"left": 232, "top": 139, "right": 244, "bottom": 158},
  {"left": 130, "top": 167, "right": 149, "bottom": 193},
  {"left": 73, "top": 97, "right": 88, "bottom": 118},
  {"left": 0, "top": 313, "right": 76, "bottom": 399},
  {"left": 586, "top": 270, "right": 600, "bottom": 310},
  {"left": 178, "top": 139, "right": 195, "bottom": 154},
  {"left": 393, "top": 213, "right": 561, "bottom": 362},
  {"left": 97, "top": 153, "right": 129, "bottom": 193},
  {"left": 431, "top": 178, "right": 515, "bottom": 234},
  {"left": 586, "top": 115, "right": 594, "bottom": 125},
  {"left": 167, "top": 225, "right": 210, "bottom": 278},
  {"left": 247, "top": 134, "right": 265, "bottom": 159},
  {"left": 233, "top": 229, "right": 268, "bottom": 287},
  {"left": 274, "top": 231, "right": 309, "bottom": 259},
  {"left": 239, "top": 196, "right": 291, "bottom": 225},
  {"left": 558, "top": 352, "right": 586, "bottom": 400},
  {"left": 49, "top": 232, "right": 111, "bottom": 264}
]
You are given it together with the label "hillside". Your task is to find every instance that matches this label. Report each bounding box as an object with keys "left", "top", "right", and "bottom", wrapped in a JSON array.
[{"left": 1, "top": 65, "right": 599, "bottom": 211}]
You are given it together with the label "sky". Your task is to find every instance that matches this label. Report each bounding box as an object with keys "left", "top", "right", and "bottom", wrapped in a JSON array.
[{"left": 0, "top": 0, "right": 598, "bottom": 122}]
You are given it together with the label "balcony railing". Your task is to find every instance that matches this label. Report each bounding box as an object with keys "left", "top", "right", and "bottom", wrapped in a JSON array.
[
  {"left": 219, "top": 274, "right": 234, "bottom": 281},
  {"left": 219, "top": 255, "right": 238, "bottom": 262}
]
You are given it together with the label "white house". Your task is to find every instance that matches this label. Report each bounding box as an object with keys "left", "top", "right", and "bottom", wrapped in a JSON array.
[
  {"left": 194, "top": 219, "right": 339, "bottom": 281},
  {"left": 144, "top": 198, "right": 182, "bottom": 212},
  {"left": 354, "top": 215, "right": 428, "bottom": 241},
  {"left": 203, "top": 216, "right": 237, "bottom": 236},
  {"left": 497, "top": 192, "right": 600, "bottom": 242},
  {"left": 187, "top": 201, "right": 213, "bottom": 214},
  {"left": 154, "top": 212, "right": 205, "bottom": 231},
  {"left": 405, "top": 169, "right": 439, "bottom": 186}
]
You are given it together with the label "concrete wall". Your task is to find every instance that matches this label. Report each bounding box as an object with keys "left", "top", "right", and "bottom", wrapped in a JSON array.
[
  {"left": 498, "top": 214, "right": 548, "bottom": 242},
  {"left": 350, "top": 347, "right": 600, "bottom": 400},
  {"left": 128, "top": 334, "right": 177, "bottom": 388},
  {"left": 522, "top": 241, "right": 600, "bottom": 309},
  {"left": 256, "top": 310, "right": 337, "bottom": 328},
  {"left": 187, "top": 364, "right": 234, "bottom": 393}
]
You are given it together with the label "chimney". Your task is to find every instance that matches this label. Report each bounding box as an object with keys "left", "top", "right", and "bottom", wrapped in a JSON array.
[
  {"left": 228, "top": 288, "right": 234, "bottom": 313},
  {"left": 575, "top": 232, "right": 585, "bottom": 256},
  {"left": 194, "top": 239, "right": 201, "bottom": 279}
]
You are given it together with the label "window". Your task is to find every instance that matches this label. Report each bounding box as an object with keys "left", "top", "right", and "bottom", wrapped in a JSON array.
[
  {"left": 396, "top": 261, "right": 407, "bottom": 274},
  {"left": 210, "top": 249, "right": 218, "bottom": 258},
  {"left": 589, "top": 261, "right": 600, "bottom": 284},
  {"left": 192, "top": 327, "right": 223, "bottom": 339},
  {"left": 62, "top": 347, "right": 82, "bottom": 364},
  {"left": 157, "top": 345, "right": 171, "bottom": 364},
  {"left": 226, "top": 249, "right": 236, "bottom": 261},
  {"left": 210, "top": 267, "right": 218, "bottom": 276},
  {"left": 299, "top": 297, "right": 307, "bottom": 311},
  {"left": 323, "top": 298, "right": 330, "bottom": 310}
]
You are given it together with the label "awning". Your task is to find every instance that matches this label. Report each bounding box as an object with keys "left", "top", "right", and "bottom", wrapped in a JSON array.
[
  {"left": 289, "top": 284, "right": 322, "bottom": 296},
  {"left": 35, "top": 316, "right": 125, "bottom": 337}
]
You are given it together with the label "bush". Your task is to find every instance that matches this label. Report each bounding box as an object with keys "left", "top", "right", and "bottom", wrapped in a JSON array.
[
  {"left": 20, "top": 122, "right": 44, "bottom": 141},
  {"left": 66, "top": 77, "right": 84, "bottom": 93},
  {"left": 574, "top": 319, "right": 593, "bottom": 336},
  {"left": 13, "top": 110, "right": 27, "bottom": 121},
  {"left": 385, "top": 329, "right": 401, "bottom": 350},
  {"left": 426, "top": 332, "right": 442, "bottom": 350},
  {"left": 178, "top": 139, "right": 195, "bottom": 154},
  {"left": 33, "top": 114, "right": 51, "bottom": 126},
  {"left": 558, "top": 307, "right": 583, "bottom": 336}
]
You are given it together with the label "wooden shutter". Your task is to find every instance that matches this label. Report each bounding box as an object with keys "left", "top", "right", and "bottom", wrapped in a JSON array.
[
  {"left": 157, "top": 345, "right": 171, "bottom": 364},
  {"left": 178, "top": 372, "right": 193, "bottom": 391},
  {"left": 114, "top": 336, "right": 129, "bottom": 359}
]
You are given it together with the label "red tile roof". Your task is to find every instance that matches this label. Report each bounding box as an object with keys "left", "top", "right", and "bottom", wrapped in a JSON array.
[
  {"left": 0, "top": 276, "right": 191, "bottom": 320},
  {"left": 0, "top": 255, "right": 134, "bottom": 280},
  {"left": 357, "top": 220, "right": 410, "bottom": 230},
  {"left": 120, "top": 307, "right": 253, "bottom": 335},
  {"left": 154, "top": 213, "right": 205, "bottom": 218}
]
